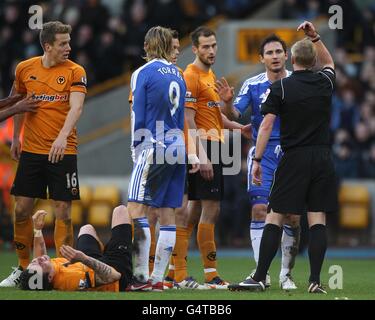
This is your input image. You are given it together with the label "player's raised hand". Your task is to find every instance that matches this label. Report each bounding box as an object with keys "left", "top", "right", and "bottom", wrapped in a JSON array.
[
  {"left": 60, "top": 245, "right": 85, "bottom": 264},
  {"left": 251, "top": 161, "right": 262, "bottom": 186},
  {"left": 32, "top": 210, "right": 47, "bottom": 230},
  {"left": 297, "top": 21, "right": 318, "bottom": 39},
  {"left": 49, "top": 134, "right": 67, "bottom": 163},
  {"left": 215, "top": 77, "right": 234, "bottom": 103}
]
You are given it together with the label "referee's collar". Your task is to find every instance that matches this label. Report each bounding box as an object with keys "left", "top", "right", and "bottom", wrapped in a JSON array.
[{"left": 293, "top": 69, "right": 313, "bottom": 74}]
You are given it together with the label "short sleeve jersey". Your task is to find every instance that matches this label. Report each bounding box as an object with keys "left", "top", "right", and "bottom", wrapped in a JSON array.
[
  {"left": 130, "top": 59, "right": 186, "bottom": 151},
  {"left": 128, "top": 66, "right": 192, "bottom": 150},
  {"left": 51, "top": 258, "right": 119, "bottom": 292},
  {"left": 261, "top": 67, "right": 336, "bottom": 150},
  {"left": 233, "top": 71, "right": 291, "bottom": 144},
  {"left": 14, "top": 57, "right": 87, "bottom": 154},
  {"left": 184, "top": 64, "right": 224, "bottom": 142}
]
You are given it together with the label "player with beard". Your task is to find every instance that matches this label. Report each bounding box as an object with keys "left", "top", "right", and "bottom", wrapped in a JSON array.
[{"left": 184, "top": 26, "right": 229, "bottom": 289}]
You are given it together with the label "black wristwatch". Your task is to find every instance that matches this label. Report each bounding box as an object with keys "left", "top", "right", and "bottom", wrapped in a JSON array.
[{"left": 252, "top": 156, "right": 262, "bottom": 163}]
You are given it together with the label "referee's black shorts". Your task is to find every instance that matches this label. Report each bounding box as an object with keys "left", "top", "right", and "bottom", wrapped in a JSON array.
[
  {"left": 76, "top": 224, "right": 133, "bottom": 291},
  {"left": 268, "top": 146, "right": 338, "bottom": 215},
  {"left": 188, "top": 140, "right": 223, "bottom": 201}
]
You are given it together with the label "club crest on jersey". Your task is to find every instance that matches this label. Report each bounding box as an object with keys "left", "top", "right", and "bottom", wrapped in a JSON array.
[
  {"left": 260, "top": 88, "right": 270, "bottom": 103},
  {"left": 57, "top": 76, "right": 65, "bottom": 85}
]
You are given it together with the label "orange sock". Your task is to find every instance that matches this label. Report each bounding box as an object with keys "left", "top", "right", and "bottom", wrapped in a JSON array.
[
  {"left": 197, "top": 223, "right": 218, "bottom": 282},
  {"left": 168, "top": 224, "right": 195, "bottom": 281},
  {"left": 168, "top": 223, "right": 195, "bottom": 282},
  {"left": 149, "top": 225, "right": 156, "bottom": 274},
  {"left": 173, "top": 227, "right": 190, "bottom": 282},
  {"left": 54, "top": 219, "right": 73, "bottom": 257},
  {"left": 14, "top": 217, "right": 33, "bottom": 269}
]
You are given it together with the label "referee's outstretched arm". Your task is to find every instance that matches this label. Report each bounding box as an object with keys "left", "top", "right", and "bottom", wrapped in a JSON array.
[{"left": 297, "top": 21, "right": 334, "bottom": 70}]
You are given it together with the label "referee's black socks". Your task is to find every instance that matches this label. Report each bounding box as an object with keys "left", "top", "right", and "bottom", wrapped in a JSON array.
[
  {"left": 253, "top": 224, "right": 282, "bottom": 282},
  {"left": 308, "top": 224, "right": 327, "bottom": 284}
]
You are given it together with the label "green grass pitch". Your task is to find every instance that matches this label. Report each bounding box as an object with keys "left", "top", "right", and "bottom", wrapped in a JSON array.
[{"left": 0, "top": 251, "right": 374, "bottom": 300}]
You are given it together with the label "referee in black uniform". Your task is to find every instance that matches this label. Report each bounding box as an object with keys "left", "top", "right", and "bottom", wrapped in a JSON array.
[{"left": 229, "top": 21, "right": 337, "bottom": 294}]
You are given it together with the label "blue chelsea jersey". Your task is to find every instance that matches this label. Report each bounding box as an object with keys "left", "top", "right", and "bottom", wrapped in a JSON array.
[
  {"left": 130, "top": 59, "right": 186, "bottom": 151},
  {"left": 233, "top": 71, "right": 291, "bottom": 144}
]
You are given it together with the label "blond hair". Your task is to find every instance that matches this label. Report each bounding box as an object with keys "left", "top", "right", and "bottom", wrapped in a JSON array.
[
  {"left": 39, "top": 21, "right": 72, "bottom": 51},
  {"left": 291, "top": 39, "right": 317, "bottom": 69},
  {"left": 144, "top": 26, "right": 173, "bottom": 62}
]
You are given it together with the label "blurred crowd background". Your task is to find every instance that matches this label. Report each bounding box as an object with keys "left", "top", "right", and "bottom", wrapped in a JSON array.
[
  {"left": 0, "top": 0, "right": 264, "bottom": 93},
  {"left": 1, "top": 0, "right": 374, "bottom": 248}
]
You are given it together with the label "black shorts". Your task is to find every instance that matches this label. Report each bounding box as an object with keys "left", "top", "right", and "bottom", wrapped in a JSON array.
[
  {"left": 11, "top": 151, "right": 80, "bottom": 201},
  {"left": 76, "top": 224, "right": 133, "bottom": 291},
  {"left": 268, "top": 146, "right": 338, "bottom": 215},
  {"left": 188, "top": 140, "right": 223, "bottom": 201}
]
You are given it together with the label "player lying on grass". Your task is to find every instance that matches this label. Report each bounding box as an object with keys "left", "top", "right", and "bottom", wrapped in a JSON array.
[{"left": 19, "top": 206, "right": 133, "bottom": 291}]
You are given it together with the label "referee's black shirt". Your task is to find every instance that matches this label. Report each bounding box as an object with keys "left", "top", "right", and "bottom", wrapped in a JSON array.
[{"left": 260, "top": 67, "right": 335, "bottom": 151}]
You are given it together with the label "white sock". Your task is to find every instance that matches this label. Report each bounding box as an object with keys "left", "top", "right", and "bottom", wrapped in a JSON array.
[
  {"left": 133, "top": 217, "right": 151, "bottom": 282},
  {"left": 151, "top": 225, "right": 176, "bottom": 284},
  {"left": 250, "top": 221, "right": 265, "bottom": 266},
  {"left": 280, "top": 225, "right": 300, "bottom": 278}
]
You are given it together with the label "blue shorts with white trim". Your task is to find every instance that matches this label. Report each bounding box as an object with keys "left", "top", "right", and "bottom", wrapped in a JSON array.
[
  {"left": 247, "top": 143, "right": 283, "bottom": 206},
  {"left": 128, "top": 147, "right": 186, "bottom": 208}
]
